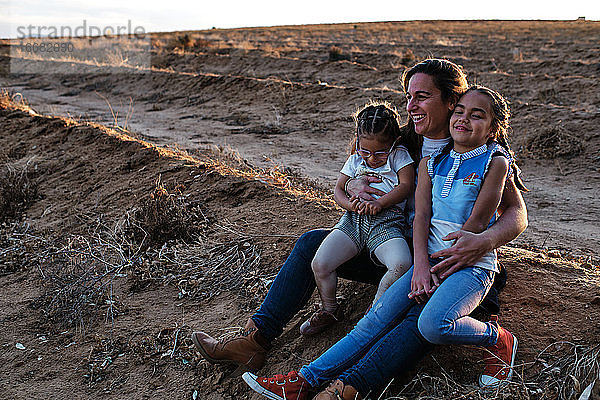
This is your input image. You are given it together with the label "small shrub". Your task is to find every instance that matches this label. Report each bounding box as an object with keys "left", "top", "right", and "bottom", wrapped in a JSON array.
[
  {"left": 122, "top": 176, "right": 200, "bottom": 250},
  {"left": 328, "top": 46, "right": 351, "bottom": 62},
  {"left": 512, "top": 47, "right": 524, "bottom": 62},
  {"left": 0, "top": 161, "right": 39, "bottom": 223},
  {"left": 33, "top": 233, "right": 126, "bottom": 333},
  {"left": 522, "top": 126, "right": 585, "bottom": 159},
  {"left": 169, "top": 34, "right": 195, "bottom": 50},
  {"left": 400, "top": 48, "right": 416, "bottom": 65}
]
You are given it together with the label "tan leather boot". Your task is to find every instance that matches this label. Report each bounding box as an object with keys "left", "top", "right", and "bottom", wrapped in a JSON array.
[
  {"left": 313, "top": 380, "right": 363, "bottom": 400},
  {"left": 191, "top": 318, "right": 271, "bottom": 373}
]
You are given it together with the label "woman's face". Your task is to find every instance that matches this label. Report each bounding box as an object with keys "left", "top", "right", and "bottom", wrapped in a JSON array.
[{"left": 405, "top": 73, "right": 456, "bottom": 139}]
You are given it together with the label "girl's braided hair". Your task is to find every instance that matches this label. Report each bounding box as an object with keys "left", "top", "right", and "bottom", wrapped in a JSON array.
[
  {"left": 468, "top": 85, "right": 528, "bottom": 191},
  {"left": 350, "top": 102, "right": 416, "bottom": 160}
]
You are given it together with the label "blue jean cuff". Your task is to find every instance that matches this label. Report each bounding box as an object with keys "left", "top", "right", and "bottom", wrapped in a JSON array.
[{"left": 299, "top": 366, "right": 319, "bottom": 388}]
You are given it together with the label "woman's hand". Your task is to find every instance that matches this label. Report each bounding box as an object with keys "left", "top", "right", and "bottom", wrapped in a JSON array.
[
  {"left": 429, "top": 230, "right": 493, "bottom": 279},
  {"left": 346, "top": 176, "right": 386, "bottom": 201}
]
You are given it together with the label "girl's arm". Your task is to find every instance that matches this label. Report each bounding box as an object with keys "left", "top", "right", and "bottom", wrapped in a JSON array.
[
  {"left": 430, "top": 156, "right": 511, "bottom": 279},
  {"left": 461, "top": 156, "right": 510, "bottom": 234},
  {"left": 360, "top": 164, "right": 415, "bottom": 214},
  {"left": 334, "top": 173, "right": 360, "bottom": 212},
  {"left": 409, "top": 157, "right": 435, "bottom": 303}
]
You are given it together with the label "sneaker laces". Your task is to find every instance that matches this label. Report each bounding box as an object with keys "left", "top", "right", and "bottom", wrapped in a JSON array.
[
  {"left": 216, "top": 326, "right": 256, "bottom": 344},
  {"left": 262, "top": 370, "right": 301, "bottom": 384}
]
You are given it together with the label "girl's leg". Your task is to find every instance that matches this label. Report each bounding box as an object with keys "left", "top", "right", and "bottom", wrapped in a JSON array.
[
  {"left": 372, "top": 237, "right": 412, "bottom": 306},
  {"left": 311, "top": 229, "right": 358, "bottom": 312},
  {"left": 417, "top": 267, "right": 497, "bottom": 346},
  {"left": 299, "top": 267, "right": 417, "bottom": 387}
]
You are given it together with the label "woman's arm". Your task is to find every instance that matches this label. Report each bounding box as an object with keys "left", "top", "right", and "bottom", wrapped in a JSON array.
[
  {"left": 430, "top": 158, "right": 526, "bottom": 279},
  {"left": 345, "top": 176, "right": 386, "bottom": 201},
  {"left": 334, "top": 174, "right": 360, "bottom": 212},
  {"left": 408, "top": 158, "right": 435, "bottom": 303},
  {"left": 360, "top": 164, "right": 415, "bottom": 214}
]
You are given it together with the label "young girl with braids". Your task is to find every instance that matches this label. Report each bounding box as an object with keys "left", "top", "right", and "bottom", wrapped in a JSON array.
[
  {"left": 300, "top": 102, "right": 416, "bottom": 335},
  {"left": 410, "top": 85, "right": 527, "bottom": 388}
]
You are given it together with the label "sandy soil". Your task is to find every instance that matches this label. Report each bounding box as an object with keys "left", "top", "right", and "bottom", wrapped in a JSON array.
[{"left": 1, "top": 20, "right": 599, "bottom": 399}]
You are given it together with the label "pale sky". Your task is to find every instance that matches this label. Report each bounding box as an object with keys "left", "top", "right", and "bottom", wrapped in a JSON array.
[{"left": 1, "top": 0, "right": 598, "bottom": 38}]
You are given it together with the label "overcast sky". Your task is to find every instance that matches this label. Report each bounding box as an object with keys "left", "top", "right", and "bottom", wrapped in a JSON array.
[{"left": 1, "top": 0, "right": 598, "bottom": 38}]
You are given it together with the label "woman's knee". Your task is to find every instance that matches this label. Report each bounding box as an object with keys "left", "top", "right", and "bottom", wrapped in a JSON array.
[{"left": 295, "top": 229, "right": 329, "bottom": 259}]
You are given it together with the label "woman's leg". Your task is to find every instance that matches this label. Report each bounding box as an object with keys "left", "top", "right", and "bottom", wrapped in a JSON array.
[
  {"left": 311, "top": 229, "right": 359, "bottom": 312},
  {"left": 372, "top": 237, "right": 412, "bottom": 306},
  {"left": 251, "top": 229, "right": 329, "bottom": 341},
  {"left": 339, "top": 302, "right": 434, "bottom": 395},
  {"left": 299, "top": 267, "right": 417, "bottom": 387},
  {"left": 417, "top": 267, "right": 497, "bottom": 346}
]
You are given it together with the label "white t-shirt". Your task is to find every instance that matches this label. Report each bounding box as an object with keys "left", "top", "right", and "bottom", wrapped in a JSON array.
[
  {"left": 421, "top": 137, "right": 452, "bottom": 158},
  {"left": 340, "top": 145, "right": 414, "bottom": 209}
]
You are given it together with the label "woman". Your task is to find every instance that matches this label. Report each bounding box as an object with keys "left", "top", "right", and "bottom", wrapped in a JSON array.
[{"left": 191, "top": 59, "right": 527, "bottom": 397}]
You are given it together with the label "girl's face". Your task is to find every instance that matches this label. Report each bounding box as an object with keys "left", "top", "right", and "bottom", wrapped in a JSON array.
[
  {"left": 450, "top": 90, "right": 494, "bottom": 153},
  {"left": 406, "top": 73, "right": 456, "bottom": 139},
  {"left": 357, "top": 136, "right": 394, "bottom": 169}
]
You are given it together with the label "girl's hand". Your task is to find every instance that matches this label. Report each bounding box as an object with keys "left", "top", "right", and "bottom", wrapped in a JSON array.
[
  {"left": 349, "top": 195, "right": 362, "bottom": 212},
  {"left": 363, "top": 200, "right": 382, "bottom": 215},
  {"left": 354, "top": 198, "right": 367, "bottom": 215},
  {"left": 428, "top": 272, "right": 441, "bottom": 294},
  {"left": 409, "top": 264, "right": 434, "bottom": 304}
]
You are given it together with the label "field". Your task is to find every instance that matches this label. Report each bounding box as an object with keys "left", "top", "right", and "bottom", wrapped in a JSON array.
[{"left": 1, "top": 20, "right": 599, "bottom": 399}]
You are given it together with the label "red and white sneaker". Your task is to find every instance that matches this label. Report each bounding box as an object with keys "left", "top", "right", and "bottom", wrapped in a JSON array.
[
  {"left": 479, "top": 315, "right": 518, "bottom": 389},
  {"left": 242, "top": 370, "right": 311, "bottom": 400}
]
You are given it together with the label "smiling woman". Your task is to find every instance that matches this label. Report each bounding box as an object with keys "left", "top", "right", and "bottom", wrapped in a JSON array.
[{"left": 188, "top": 58, "right": 528, "bottom": 400}]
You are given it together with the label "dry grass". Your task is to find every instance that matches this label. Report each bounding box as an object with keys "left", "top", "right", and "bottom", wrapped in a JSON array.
[
  {"left": 22, "top": 173, "right": 269, "bottom": 334},
  {"left": 329, "top": 46, "right": 351, "bottom": 62},
  {"left": 6, "top": 37, "right": 151, "bottom": 70},
  {"left": 0, "top": 158, "right": 39, "bottom": 224},
  {"left": 377, "top": 342, "right": 600, "bottom": 400},
  {"left": 521, "top": 126, "right": 585, "bottom": 159}
]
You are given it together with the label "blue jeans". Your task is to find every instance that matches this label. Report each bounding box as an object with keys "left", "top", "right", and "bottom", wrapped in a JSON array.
[
  {"left": 251, "top": 229, "right": 505, "bottom": 343},
  {"left": 418, "top": 267, "right": 496, "bottom": 346},
  {"left": 299, "top": 265, "right": 497, "bottom": 393}
]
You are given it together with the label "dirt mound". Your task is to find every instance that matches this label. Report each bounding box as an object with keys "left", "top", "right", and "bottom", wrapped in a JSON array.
[{"left": 1, "top": 98, "right": 599, "bottom": 399}]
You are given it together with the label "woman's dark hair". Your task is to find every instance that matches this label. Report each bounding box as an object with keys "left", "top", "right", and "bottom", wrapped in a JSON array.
[
  {"left": 399, "top": 58, "right": 469, "bottom": 161},
  {"left": 401, "top": 58, "right": 468, "bottom": 103},
  {"left": 350, "top": 101, "right": 417, "bottom": 160}
]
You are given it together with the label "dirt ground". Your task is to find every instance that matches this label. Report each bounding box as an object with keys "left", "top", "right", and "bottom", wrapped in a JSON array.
[{"left": 1, "top": 20, "right": 599, "bottom": 399}]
